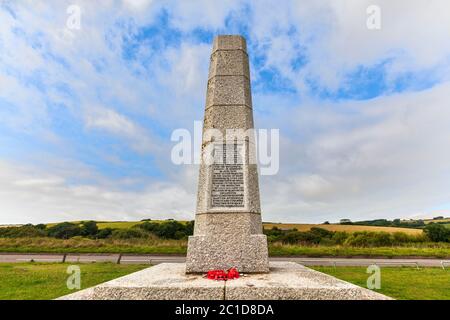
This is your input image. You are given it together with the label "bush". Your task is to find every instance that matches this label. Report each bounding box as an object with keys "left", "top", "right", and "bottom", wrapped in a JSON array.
[
  {"left": 96, "top": 228, "right": 113, "bottom": 239},
  {"left": 0, "top": 224, "right": 46, "bottom": 238},
  {"left": 46, "top": 222, "right": 82, "bottom": 239},
  {"left": 264, "top": 227, "right": 425, "bottom": 247},
  {"left": 34, "top": 224, "right": 47, "bottom": 230},
  {"left": 278, "top": 228, "right": 334, "bottom": 245},
  {"left": 331, "top": 232, "right": 348, "bottom": 245},
  {"left": 424, "top": 223, "right": 450, "bottom": 242},
  {"left": 111, "top": 228, "right": 148, "bottom": 239},
  {"left": 281, "top": 231, "right": 303, "bottom": 244},
  {"left": 344, "top": 232, "right": 393, "bottom": 247},
  {"left": 155, "top": 221, "right": 187, "bottom": 239},
  {"left": 184, "top": 221, "right": 194, "bottom": 236},
  {"left": 137, "top": 221, "right": 194, "bottom": 239},
  {"left": 80, "top": 221, "right": 98, "bottom": 237}
]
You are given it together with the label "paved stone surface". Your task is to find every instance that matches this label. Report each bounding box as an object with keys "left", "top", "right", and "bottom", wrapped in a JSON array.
[
  {"left": 225, "top": 262, "right": 391, "bottom": 300},
  {"left": 58, "top": 262, "right": 391, "bottom": 300},
  {"left": 58, "top": 263, "right": 224, "bottom": 300}
]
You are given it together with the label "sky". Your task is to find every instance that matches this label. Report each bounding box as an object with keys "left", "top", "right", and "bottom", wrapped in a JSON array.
[{"left": 1, "top": 0, "right": 450, "bottom": 224}]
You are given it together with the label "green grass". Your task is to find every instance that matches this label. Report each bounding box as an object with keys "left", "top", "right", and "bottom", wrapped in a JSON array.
[
  {"left": 313, "top": 266, "right": 450, "bottom": 300},
  {"left": 2, "top": 263, "right": 449, "bottom": 300},
  {"left": 0, "top": 262, "right": 148, "bottom": 300}
]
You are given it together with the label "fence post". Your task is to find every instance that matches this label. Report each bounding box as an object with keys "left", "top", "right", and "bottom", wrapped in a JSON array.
[{"left": 117, "top": 254, "right": 122, "bottom": 264}]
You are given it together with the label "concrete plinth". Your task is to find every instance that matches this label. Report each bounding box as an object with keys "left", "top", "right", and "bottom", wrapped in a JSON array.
[
  {"left": 58, "top": 263, "right": 224, "bottom": 300},
  {"left": 58, "top": 262, "right": 391, "bottom": 300}
]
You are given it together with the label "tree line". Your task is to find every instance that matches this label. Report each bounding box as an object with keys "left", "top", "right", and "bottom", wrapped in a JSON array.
[{"left": 0, "top": 221, "right": 194, "bottom": 240}]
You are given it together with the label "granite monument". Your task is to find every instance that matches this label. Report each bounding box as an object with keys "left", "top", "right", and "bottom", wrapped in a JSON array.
[{"left": 185, "top": 35, "right": 269, "bottom": 273}]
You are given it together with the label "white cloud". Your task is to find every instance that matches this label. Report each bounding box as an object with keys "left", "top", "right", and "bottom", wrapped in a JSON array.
[
  {"left": 85, "top": 107, "right": 138, "bottom": 136},
  {"left": 0, "top": 160, "right": 195, "bottom": 224},
  {"left": 260, "top": 82, "right": 450, "bottom": 222},
  {"left": 122, "top": 0, "right": 153, "bottom": 11},
  {"left": 164, "top": 0, "right": 242, "bottom": 32},
  {"left": 84, "top": 106, "right": 159, "bottom": 154},
  {"left": 247, "top": 0, "right": 450, "bottom": 91}
]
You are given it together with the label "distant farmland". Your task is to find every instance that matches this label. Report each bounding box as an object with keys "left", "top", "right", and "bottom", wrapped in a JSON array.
[
  {"left": 424, "top": 218, "right": 450, "bottom": 224},
  {"left": 48, "top": 220, "right": 426, "bottom": 235},
  {"left": 263, "top": 223, "right": 423, "bottom": 235}
]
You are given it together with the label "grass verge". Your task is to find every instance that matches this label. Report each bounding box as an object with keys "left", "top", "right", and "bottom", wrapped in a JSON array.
[
  {"left": 0, "top": 262, "right": 148, "bottom": 300},
  {"left": 0, "top": 238, "right": 449, "bottom": 258},
  {"left": 313, "top": 266, "right": 450, "bottom": 300},
  {"left": 269, "top": 243, "right": 450, "bottom": 258}
]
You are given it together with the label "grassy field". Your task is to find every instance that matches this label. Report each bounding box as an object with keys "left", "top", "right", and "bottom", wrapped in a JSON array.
[
  {"left": 1, "top": 237, "right": 449, "bottom": 257},
  {"left": 313, "top": 266, "right": 450, "bottom": 300},
  {"left": 264, "top": 223, "right": 423, "bottom": 235},
  {"left": 0, "top": 262, "right": 147, "bottom": 300},
  {"left": 424, "top": 218, "right": 450, "bottom": 224},
  {"left": 269, "top": 243, "right": 450, "bottom": 258}
]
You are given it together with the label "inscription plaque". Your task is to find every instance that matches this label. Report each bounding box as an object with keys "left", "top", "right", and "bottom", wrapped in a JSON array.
[{"left": 211, "top": 143, "right": 245, "bottom": 208}]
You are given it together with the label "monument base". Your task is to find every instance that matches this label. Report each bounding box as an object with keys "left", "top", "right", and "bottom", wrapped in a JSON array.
[
  {"left": 186, "top": 212, "right": 270, "bottom": 273},
  {"left": 186, "top": 234, "right": 269, "bottom": 273},
  {"left": 58, "top": 262, "right": 391, "bottom": 300}
]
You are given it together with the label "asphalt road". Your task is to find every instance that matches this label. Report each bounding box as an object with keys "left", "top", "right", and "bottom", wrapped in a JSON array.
[{"left": 0, "top": 253, "right": 449, "bottom": 268}]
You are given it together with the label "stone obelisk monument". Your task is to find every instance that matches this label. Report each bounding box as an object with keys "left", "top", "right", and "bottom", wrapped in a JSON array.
[
  {"left": 59, "top": 35, "right": 390, "bottom": 300},
  {"left": 186, "top": 35, "right": 269, "bottom": 273}
]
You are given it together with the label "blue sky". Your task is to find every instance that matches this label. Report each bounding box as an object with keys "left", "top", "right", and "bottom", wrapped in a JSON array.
[{"left": 1, "top": 0, "right": 450, "bottom": 224}]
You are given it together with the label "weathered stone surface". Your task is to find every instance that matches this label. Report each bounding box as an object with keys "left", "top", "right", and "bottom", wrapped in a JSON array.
[
  {"left": 204, "top": 105, "right": 253, "bottom": 131},
  {"left": 209, "top": 49, "right": 250, "bottom": 80},
  {"left": 206, "top": 76, "right": 251, "bottom": 109},
  {"left": 58, "top": 262, "right": 391, "bottom": 300},
  {"left": 186, "top": 234, "right": 269, "bottom": 273},
  {"left": 212, "top": 35, "right": 247, "bottom": 52},
  {"left": 186, "top": 35, "right": 269, "bottom": 273},
  {"left": 58, "top": 263, "right": 224, "bottom": 300},
  {"left": 186, "top": 212, "right": 268, "bottom": 273},
  {"left": 193, "top": 212, "right": 263, "bottom": 235},
  {"left": 226, "top": 262, "right": 392, "bottom": 300}
]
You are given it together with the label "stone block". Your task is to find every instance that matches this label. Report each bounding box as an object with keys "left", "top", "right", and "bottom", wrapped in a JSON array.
[
  {"left": 209, "top": 49, "right": 250, "bottom": 79},
  {"left": 212, "top": 35, "right": 247, "bottom": 52},
  {"left": 206, "top": 76, "right": 251, "bottom": 109},
  {"left": 203, "top": 105, "right": 254, "bottom": 131},
  {"left": 186, "top": 234, "right": 270, "bottom": 273}
]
